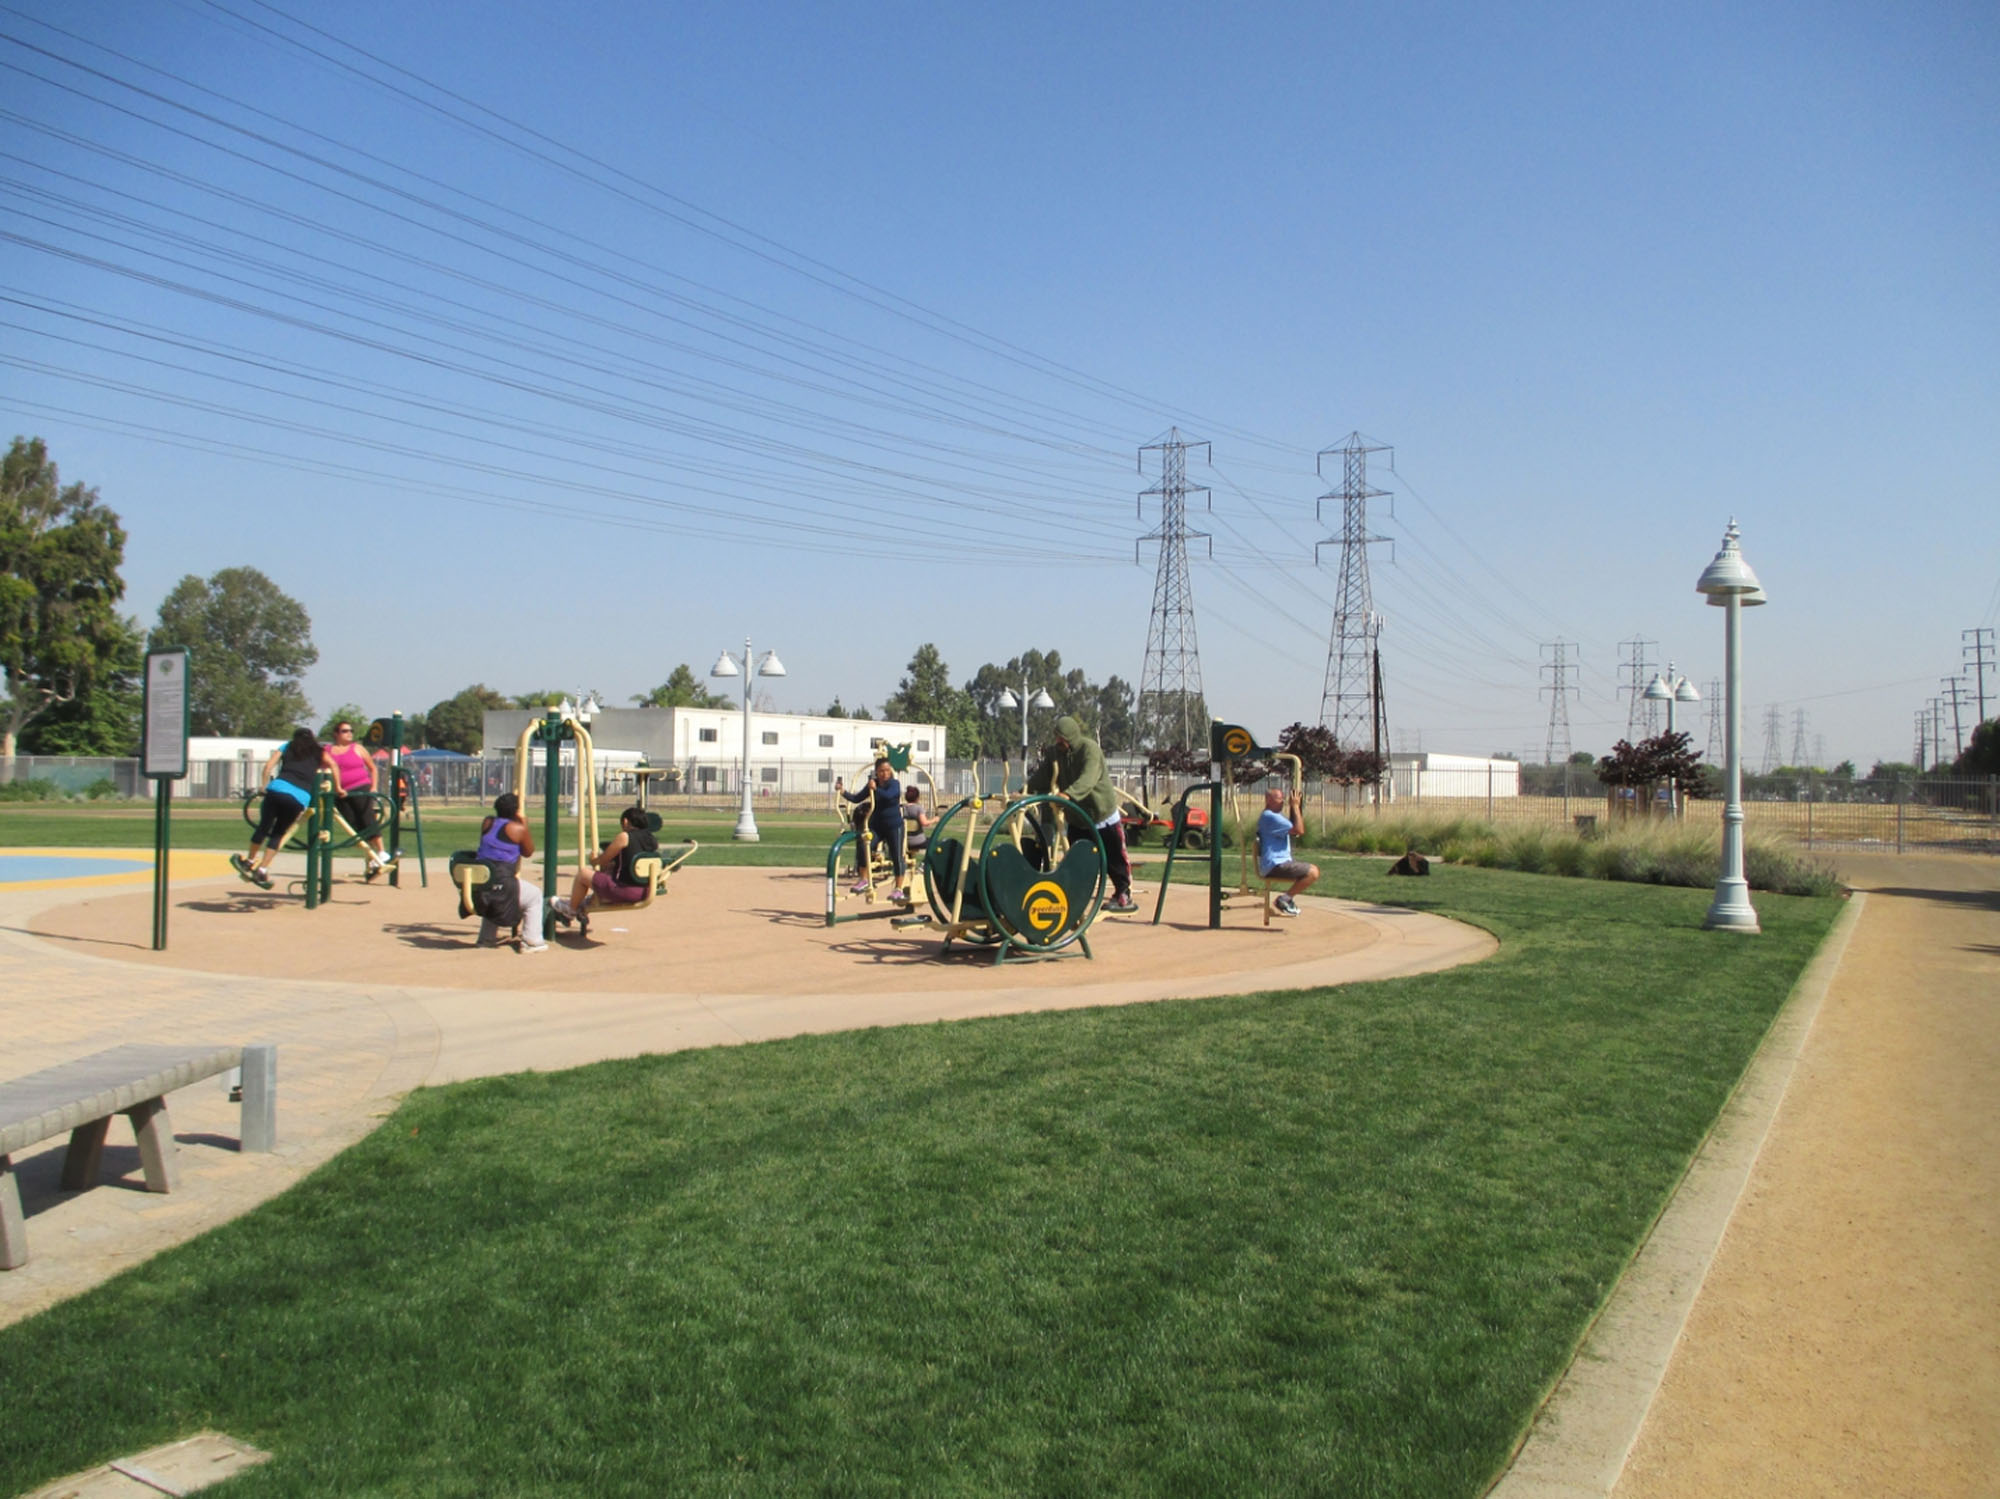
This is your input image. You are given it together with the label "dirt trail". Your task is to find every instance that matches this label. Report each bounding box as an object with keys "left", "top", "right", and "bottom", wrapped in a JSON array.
[{"left": 1614, "top": 853, "right": 1999, "bottom": 1498}]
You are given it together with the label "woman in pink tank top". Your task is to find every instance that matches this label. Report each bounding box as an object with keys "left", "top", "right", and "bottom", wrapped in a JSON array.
[{"left": 326, "top": 719, "right": 391, "bottom": 878}]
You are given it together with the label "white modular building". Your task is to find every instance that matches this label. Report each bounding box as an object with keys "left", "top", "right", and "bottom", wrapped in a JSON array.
[
  {"left": 480, "top": 707, "right": 947, "bottom": 797},
  {"left": 1385, "top": 752, "right": 1522, "bottom": 801}
]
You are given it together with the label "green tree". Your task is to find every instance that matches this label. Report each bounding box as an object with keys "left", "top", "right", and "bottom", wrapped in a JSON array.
[
  {"left": 0, "top": 437, "right": 132, "bottom": 756},
  {"left": 966, "top": 650, "right": 1138, "bottom": 758},
  {"left": 317, "top": 703, "right": 369, "bottom": 739},
  {"left": 1095, "top": 675, "right": 1137, "bottom": 755},
  {"left": 882, "top": 644, "right": 979, "bottom": 756},
  {"left": 150, "top": 567, "right": 317, "bottom": 736},
  {"left": 1596, "top": 731, "right": 1708, "bottom": 800},
  {"left": 822, "top": 698, "right": 850, "bottom": 719},
  {"left": 1276, "top": 722, "right": 1341, "bottom": 779},
  {"left": 633, "top": 665, "right": 730, "bottom": 709},
  {"left": 512, "top": 690, "right": 567, "bottom": 710},
  {"left": 425, "top": 684, "right": 510, "bottom": 754},
  {"left": 21, "top": 615, "right": 144, "bottom": 755},
  {"left": 1954, "top": 720, "right": 1999, "bottom": 777}
]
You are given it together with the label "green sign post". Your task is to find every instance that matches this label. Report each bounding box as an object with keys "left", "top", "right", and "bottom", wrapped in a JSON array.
[{"left": 141, "top": 648, "right": 191, "bottom": 950}]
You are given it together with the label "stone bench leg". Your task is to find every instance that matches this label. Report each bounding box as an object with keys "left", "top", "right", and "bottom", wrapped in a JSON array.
[
  {"left": 61, "top": 1116, "right": 113, "bottom": 1190},
  {"left": 1, "top": 1155, "right": 25, "bottom": 1270},
  {"left": 128, "top": 1098, "right": 179, "bottom": 1193}
]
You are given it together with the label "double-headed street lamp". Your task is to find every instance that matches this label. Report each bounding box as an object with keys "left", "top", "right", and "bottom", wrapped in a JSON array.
[
  {"left": 1695, "top": 521, "right": 1766, "bottom": 933},
  {"left": 996, "top": 682, "right": 1054, "bottom": 789},
  {"left": 1641, "top": 665, "right": 1702, "bottom": 818},
  {"left": 710, "top": 638, "right": 786, "bottom": 842},
  {"left": 1642, "top": 664, "right": 1701, "bottom": 737}
]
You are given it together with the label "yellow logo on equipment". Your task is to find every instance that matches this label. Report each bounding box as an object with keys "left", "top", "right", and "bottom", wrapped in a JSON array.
[
  {"left": 1222, "top": 726, "right": 1253, "bottom": 757},
  {"left": 1024, "top": 879, "right": 1069, "bottom": 933}
]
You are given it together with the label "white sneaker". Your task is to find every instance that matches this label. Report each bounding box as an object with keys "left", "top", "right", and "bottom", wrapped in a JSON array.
[{"left": 520, "top": 941, "right": 549, "bottom": 954}]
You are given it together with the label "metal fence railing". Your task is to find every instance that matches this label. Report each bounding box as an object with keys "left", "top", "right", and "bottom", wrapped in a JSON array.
[{"left": 3, "top": 756, "right": 1994, "bottom": 855}]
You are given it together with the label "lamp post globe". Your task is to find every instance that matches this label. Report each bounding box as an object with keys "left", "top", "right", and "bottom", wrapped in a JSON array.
[
  {"left": 996, "top": 681, "right": 1055, "bottom": 787},
  {"left": 1695, "top": 522, "right": 1765, "bottom": 933},
  {"left": 711, "top": 639, "right": 786, "bottom": 842}
]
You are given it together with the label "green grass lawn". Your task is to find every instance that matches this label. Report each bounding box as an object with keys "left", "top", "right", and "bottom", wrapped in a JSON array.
[
  {"left": 0, "top": 863, "right": 1840, "bottom": 1497},
  {"left": 0, "top": 803, "right": 849, "bottom": 868}
]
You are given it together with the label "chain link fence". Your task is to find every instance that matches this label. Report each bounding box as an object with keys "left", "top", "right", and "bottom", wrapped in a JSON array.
[{"left": 3, "top": 756, "right": 1994, "bottom": 854}]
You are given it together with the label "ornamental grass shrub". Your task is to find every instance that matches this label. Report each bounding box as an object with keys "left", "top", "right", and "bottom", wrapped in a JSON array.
[{"left": 1305, "top": 811, "right": 1839, "bottom": 896}]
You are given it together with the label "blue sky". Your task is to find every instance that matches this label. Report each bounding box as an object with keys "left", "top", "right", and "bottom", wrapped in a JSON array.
[{"left": 2, "top": 0, "right": 1994, "bottom": 766}]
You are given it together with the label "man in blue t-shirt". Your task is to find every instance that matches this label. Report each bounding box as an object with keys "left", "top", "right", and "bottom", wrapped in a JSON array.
[{"left": 1254, "top": 786, "right": 1320, "bottom": 917}]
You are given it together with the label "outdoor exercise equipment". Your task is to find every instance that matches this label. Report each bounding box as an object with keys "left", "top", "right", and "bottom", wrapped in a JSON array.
[
  {"left": 236, "top": 713, "right": 429, "bottom": 901},
  {"left": 364, "top": 715, "right": 428, "bottom": 889},
  {"left": 823, "top": 743, "right": 933, "bottom": 923},
  {"left": 1149, "top": 721, "right": 1297, "bottom": 930},
  {"left": 507, "top": 708, "right": 697, "bottom": 929},
  {"left": 1232, "top": 750, "right": 1304, "bottom": 927},
  {"left": 911, "top": 792, "right": 1106, "bottom": 964}
]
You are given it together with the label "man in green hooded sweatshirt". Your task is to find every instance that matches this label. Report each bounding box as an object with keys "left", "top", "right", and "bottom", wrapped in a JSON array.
[{"left": 1027, "top": 714, "right": 1137, "bottom": 912}]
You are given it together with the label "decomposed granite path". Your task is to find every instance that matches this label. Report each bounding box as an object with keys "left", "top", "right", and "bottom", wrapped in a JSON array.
[{"left": 1610, "top": 852, "right": 1998, "bottom": 1499}]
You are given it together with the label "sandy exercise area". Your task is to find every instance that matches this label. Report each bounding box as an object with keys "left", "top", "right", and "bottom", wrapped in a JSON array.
[{"left": 28, "top": 865, "right": 1492, "bottom": 1005}]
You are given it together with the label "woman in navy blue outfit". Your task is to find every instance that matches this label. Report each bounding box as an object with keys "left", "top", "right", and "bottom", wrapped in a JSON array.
[{"left": 842, "top": 757, "right": 908, "bottom": 903}]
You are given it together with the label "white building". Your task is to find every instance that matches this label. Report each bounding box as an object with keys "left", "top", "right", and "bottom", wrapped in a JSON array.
[
  {"left": 1385, "top": 752, "right": 1521, "bottom": 801},
  {"left": 480, "top": 707, "right": 947, "bottom": 796},
  {"left": 168, "top": 735, "right": 287, "bottom": 798}
]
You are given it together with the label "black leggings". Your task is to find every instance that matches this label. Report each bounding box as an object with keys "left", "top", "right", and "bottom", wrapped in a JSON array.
[{"left": 253, "top": 788, "right": 308, "bottom": 845}]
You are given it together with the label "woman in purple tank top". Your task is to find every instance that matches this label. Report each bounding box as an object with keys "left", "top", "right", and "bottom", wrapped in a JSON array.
[{"left": 473, "top": 792, "right": 546, "bottom": 952}]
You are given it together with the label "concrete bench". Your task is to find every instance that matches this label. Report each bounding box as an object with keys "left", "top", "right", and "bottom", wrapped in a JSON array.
[{"left": 0, "top": 1042, "right": 275, "bottom": 1270}]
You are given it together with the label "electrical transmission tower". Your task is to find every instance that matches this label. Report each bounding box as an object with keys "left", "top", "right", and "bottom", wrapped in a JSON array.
[
  {"left": 1760, "top": 706, "right": 1784, "bottom": 774},
  {"left": 1941, "top": 677, "right": 1968, "bottom": 760},
  {"left": 1314, "top": 433, "right": 1393, "bottom": 754},
  {"left": 1540, "top": 642, "right": 1578, "bottom": 764},
  {"left": 1790, "top": 709, "right": 1810, "bottom": 768},
  {"left": 1965, "top": 627, "right": 1995, "bottom": 722},
  {"left": 1928, "top": 697, "right": 1945, "bottom": 768},
  {"left": 1135, "top": 428, "right": 1211, "bottom": 754},
  {"left": 1914, "top": 709, "right": 1930, "bottom": 771},
  {"left": 1703, "top": 678, "right": 1723, "bottom": 763},
  {"left": 1619, "top": 637, "right": 1658, "bottom": 740}
]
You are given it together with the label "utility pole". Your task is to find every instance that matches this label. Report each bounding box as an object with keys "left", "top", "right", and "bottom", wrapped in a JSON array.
[
  {"left": 1929, "top": 697, "right": 1945, "bottom": 769},
  {"left": 1941, "top": 676, "right": 1968, "bottom": 760},
  {"left": 1760, "top": 706, "right": 1784, "bottom": 775},
  {"left": 1135, "top": 428, "right": 1211, "bottom": 754},
  {"left": 1540, "top": 641, "right": 1578, "bottom": 764},
  {"left": 1315, "top": 432, "right": 1392, "bottom": 753},
  {"left": 1619, "top": 637, "right": 1658, "bottom": 740},
  {"left": 1703, "top": 677, "right": 1723, "bottom": 764},
  {"left": 1965, "top": 627, "right": 1995, "bottom": 723}
]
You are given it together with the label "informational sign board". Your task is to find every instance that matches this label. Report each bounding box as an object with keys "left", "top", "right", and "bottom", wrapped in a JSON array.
[{"left": 142, "top": 648, "right": 191, "bottom": 779}]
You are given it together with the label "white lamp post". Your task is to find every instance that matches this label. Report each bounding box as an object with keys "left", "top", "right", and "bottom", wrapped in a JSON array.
[
  {"left": 1642, "top": 665, "right": 1702, "bottom": 818},
  {"left": 1642, "top": 664, "right": 1700, "bottom": 738},
  {"left": 996, "top": 682, "right": 1055, "bottom": 790},
  {"left": 1695, "top": 522, "right": 1766, "bottom": 933},
  {"left": 710, "top": 638, "right": 786, "bottom": 842}
]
